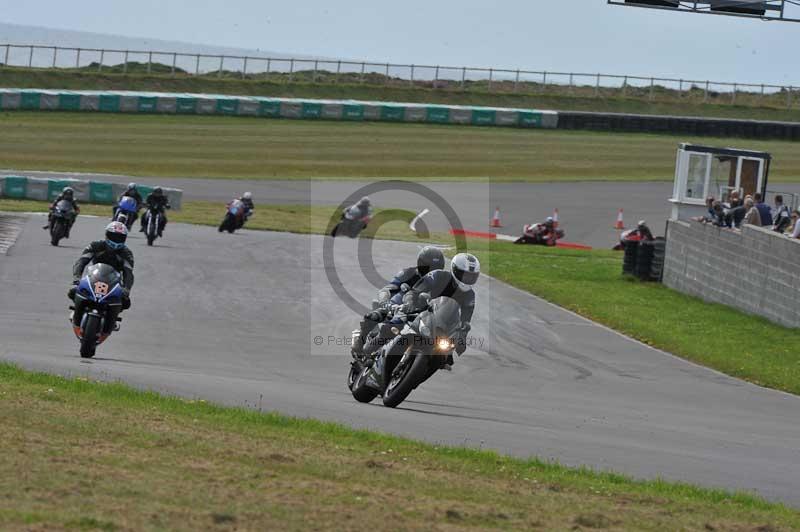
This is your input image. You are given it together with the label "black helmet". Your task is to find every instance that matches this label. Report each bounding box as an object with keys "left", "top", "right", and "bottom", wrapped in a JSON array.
[
  {"left": 62, "top": 187, "right": 74, "bottom": 198},
  {"left": 153, "top": 187, "right": 163, "bottom": 196},
  {"left": 416, "top": 246, "right": 445, "bottom": 276}
]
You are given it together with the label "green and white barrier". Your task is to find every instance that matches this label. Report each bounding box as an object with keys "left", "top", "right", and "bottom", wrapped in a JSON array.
[
  {"left": 0, "top": 89, "right": 559, "bottom": 129},
  {"left": 0, "top": 175, "right": 182, "bottom": 210}
]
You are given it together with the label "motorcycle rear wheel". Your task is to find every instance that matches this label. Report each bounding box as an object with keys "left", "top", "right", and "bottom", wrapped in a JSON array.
[{"left": 80, "top": 314, "right": 101, "bottom": 358}]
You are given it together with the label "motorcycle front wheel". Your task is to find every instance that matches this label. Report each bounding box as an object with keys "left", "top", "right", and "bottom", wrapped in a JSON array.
[
  {"left": 382, "top": 349, "right": 430, "bottom": 408},
  {"left": 50, "top": 219, "right": 66, "bottom": 246},
  {"left": 351, "top": 366, "right": 379, "bottom": 403},
  {"left": 80, "top": 314, "right": 101, "bottom": 358}
]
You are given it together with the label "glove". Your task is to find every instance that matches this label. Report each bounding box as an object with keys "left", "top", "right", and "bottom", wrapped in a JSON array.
[
  {"left": 121, "top": 289, "right": 131, "bottom": 310},
  {"left": 364, "top": 310, "right": 383, "bottom": 322},
  {"left": 67, "top": 282, "right": 78, "bottom": 300}
]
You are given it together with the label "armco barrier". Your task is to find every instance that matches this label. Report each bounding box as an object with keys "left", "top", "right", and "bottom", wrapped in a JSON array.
[
  {"left": 0, "top": 89, "right": 558, "bottom": 130},
  {"left": 0, "top": 175, "right": 182, "bottom": 210}
]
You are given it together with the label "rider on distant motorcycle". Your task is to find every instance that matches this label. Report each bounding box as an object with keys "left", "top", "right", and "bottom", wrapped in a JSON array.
[
  {"left": 240, "top": 192, "right": 254, "bottom": 222},
  {"left": 68, "top": 222, "right": 134, "bottom": 334},
  {"left": 114, "top": 183, "right": 143, "bottom": 223},
  {"left": 43, "top": 186, "right": 80, "bottom": 238},
  {"left": 352, "top": 246, "right": 445, "bottom": 355},
  {"left": 362, "top": 253, "right": 480, "bottom": 369},
  {"left": 516, "top": 217, "right": 561, "bottom": 246},
  {"left": 139, "top": 187, "right": 171, "bottom": 236},
  {"left": 344, "top": 197, "right": 372, "bottom": 226}
]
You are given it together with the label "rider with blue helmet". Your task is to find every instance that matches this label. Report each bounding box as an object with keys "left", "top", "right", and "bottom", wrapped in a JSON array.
[{"left": 68, "top": 222, "right": 134, "bottom": 325}]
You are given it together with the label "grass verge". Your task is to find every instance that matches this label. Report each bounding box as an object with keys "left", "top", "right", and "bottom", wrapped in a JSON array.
[
  {"left": 3, "top": 198, "right": 799, "bottom": 395},
  {"left": 1, "top": 362, "right": 798, "bottom": 531},
  {"left": 3, "top": 66, "right": 800, "bottom": 122},
  {"left": 2, "top": 112, "right": 800, "bottom": 182}
]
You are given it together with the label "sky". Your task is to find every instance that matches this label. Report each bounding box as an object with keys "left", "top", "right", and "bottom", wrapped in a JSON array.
[{"left": 1, "top": 0, "right": 798, "bottom": 85}]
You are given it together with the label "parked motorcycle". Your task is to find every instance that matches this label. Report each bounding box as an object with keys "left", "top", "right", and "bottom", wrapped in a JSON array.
[
  {"left": 70, "top": 264, "right": 124, "bottom": 358},
  {"left": 514, "top": 223, "right": 565, "bottom": 246},
  {"left": 142, "top": 205, "right": 168, "bottom": 246},
  {"left": 349, "top": 295, "right": 461, "bottom": 408},
  {"left": 114, "top": 196, "right": 138, "bottom": 230},
  {"left": 218, "top": 199, "right": 246, "bottom": 233},
  {"left": 49, "top": 199, "right": 76, "bottom": 246}
]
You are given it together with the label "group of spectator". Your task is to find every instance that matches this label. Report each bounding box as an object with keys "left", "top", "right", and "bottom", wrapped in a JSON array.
[{"left": 696, "top": 192, "right": 800, "bottom": 238}]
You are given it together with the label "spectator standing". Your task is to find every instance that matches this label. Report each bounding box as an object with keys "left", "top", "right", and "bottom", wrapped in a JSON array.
[
  {"left": 773, "top": 195, "right": 792, "bottom": 233},
  {"left": 754, "top": 193, "right": 773, "bottom": 226}
]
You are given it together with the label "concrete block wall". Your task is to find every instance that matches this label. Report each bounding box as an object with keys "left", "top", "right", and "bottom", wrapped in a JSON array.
[{"left": 663, "top": 220, "right": 800, "bottom": 328}]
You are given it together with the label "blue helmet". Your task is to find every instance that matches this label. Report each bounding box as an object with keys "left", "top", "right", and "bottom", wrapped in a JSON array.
[{"left": 105, "top": 221, "right": 128, "bottom": 250}]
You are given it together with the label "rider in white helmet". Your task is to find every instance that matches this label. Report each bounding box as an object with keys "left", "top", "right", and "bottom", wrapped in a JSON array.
[{"left": 239, "top": 192, "right": 254, "bottom": 221}]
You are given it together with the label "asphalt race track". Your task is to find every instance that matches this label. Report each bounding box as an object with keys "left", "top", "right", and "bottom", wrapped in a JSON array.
[
  {"left": 18, "top": 170, "right": 800, "bottom": 248},
  {"left": 2, "top": 214, "right": 800, "bottom": 505}
]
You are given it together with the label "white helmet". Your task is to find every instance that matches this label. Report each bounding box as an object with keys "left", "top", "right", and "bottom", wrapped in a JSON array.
[
  {"left": 450, "top": 253, "right": 480, "bottom": 291},
  {"left": 243, "top": 192, "right": 252, "bottom": 200},
  {"left": 358, "top": 196, "right": 370, "bottom": 206}
]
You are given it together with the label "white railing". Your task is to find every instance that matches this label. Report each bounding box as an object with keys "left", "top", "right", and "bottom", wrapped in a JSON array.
[{"left": 0, "top": 43, "right": 797, "bottom": 108}]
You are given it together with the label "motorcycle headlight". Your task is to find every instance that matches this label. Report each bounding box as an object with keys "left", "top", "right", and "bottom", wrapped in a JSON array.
[{"left": 435, "top": 337, "right": 455, "bottom": 352}]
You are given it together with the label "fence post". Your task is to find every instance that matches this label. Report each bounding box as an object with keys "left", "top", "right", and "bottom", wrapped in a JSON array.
[
  {"left": 52, "top": 46, "right": 57, "bottom": 68},
  {"left": 335, "top": 60, "right": 341, "bottom": 83},
  {"left": 678, "top": 79, "right": 683, "bottom": 99},
  {"left": 461, "top": 67, "right": 466, "bottom": 89},
  {"left": 4, "top": 44, "right": 9, "bottom": 67},
  {"left": 123, "top": 50, "right": 128, "bottom": 73},
  {"left": 147, "top": 51, "right": 152, "bottom": 74},
  {"left": 410, "top": 64, "right": 414, "bottom": 86},
  {"left": 542, "top": 71, "right": 548, "bottom": 88},
  {"left": 266, "top": 58, "right": 271, "bottom": 78},
  {"left": 385, "top": 63, "right": 389, "bottom": 86},
  {"left": 514, "top": 69, "right": 520, "bottom": 92},
  {"left": 289, "top": 59, "right": 294, "bottom": 82},
  {"left": 76, "top": 48, "right": 81, "bottom": 68},
  {"left": 568, "top": 73, "right": 573, "bottom": 93},
  {"left": 359, "top": 62, "right": 365, "bottom": 84},
  {"left": 760, "top": 84, "right": 765, "bottom": 103},
  {"left": 435, "top": 65, "right": 439, "bottom": 84},
  {"left": 28, "top": 45, "right": 34, "bottom": 68},
  {"left": 787, "top": 86, "right": 792, "bottom": 109},
  {"left": 649, "top": 78, "right": 654, "bottom": 101},
  {"left": 622, "top": 76, "right": 627, "bottom": 97},
  {"left": 98, "top": 49, "right": 104, "bottom": 72},
  {"left": 488, "top": 68, "right": 493, "bottom": 92},
  {"left": 172, "top": 53, "right": 177, "bottom": 76},
  {"left": 595, "top": 74, "right": 600, "bottom": 97},
  {"left": 732, "top": 84, "right": 737, "bottom": 104},
  {"left": 195, "top": 54, "right": 200, "bottom": 75},
  {"left": 704, "top": 81, "right": 709, "bottom": 103},
  {"left": 242, "top": 56, "right": 248, "bottom": 79},
  {"left": 218, "top": 55, "right": 223, "bottom": 78}
]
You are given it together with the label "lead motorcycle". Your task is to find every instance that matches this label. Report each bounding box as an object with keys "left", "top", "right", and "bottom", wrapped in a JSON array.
[
  {"left": 70, "top": 264, "right": 125, "bottom": 358},
  {"left": 331, "top": 210, "right": 371, "bottom": 238},
  {"left": 348, "top": 295, "right": 461, "bottom": 408},
  {"left": 49, "top": 199, "right": 76, "bottom": 246}
]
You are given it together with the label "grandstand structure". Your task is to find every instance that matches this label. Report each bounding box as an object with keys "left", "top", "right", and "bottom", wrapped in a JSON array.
[{"left": 608, "top": 1, "right": 800, "bottom": 22}]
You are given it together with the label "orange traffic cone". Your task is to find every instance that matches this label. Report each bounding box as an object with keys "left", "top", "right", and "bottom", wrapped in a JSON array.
[
  {"left": 552, "top": 208, "right": 559, "bottom": 229},
  {"left": 614, "top": 208, "right": 625, "bottom": 230},
  {"left": 490, "top": 206, "right": 503, "bottom": 228}
]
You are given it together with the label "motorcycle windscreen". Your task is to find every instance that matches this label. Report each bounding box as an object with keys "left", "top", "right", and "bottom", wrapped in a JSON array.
[
  {"left": 55, "top": 199, "right": 73, "bottom": 214},
  {"left": 422, "top": 297, "right": 461, "bottom": 338},
  {"left": 83, "top": 263, "right": 123, "bottom": 303},
  {"left": 118, "top": 196, "right": 137, "bottom": 211}
]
